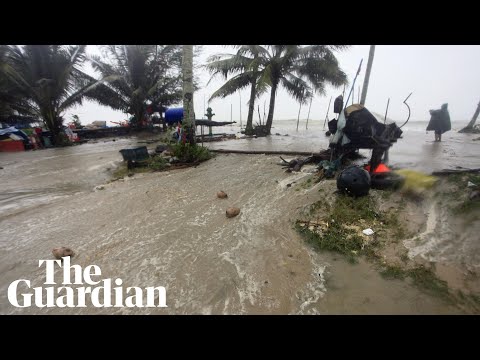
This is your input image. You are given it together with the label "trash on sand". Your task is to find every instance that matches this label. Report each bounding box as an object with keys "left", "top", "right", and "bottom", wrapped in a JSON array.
[
  {"left": 226, "top": 207, "right": 240, "bottom": 218},
  {"left": 395, "top": 169, "right": 437, "bottom": 191},
  {"left": 362, "top": 228, "right": 374, "bottom": 236},
  {"left": 52, "top": 247, "right": 75, "bottom": 259},
  {"left": 337, "top": 165, "right": 371, "bottom": 197},
  {"left": 217, "top": 191, "right": 228, "bottom": 199}
]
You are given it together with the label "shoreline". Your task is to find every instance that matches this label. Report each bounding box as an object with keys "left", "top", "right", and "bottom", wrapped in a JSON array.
[{"left": 1, "top": 142, "right": 479, "bottom": 313}]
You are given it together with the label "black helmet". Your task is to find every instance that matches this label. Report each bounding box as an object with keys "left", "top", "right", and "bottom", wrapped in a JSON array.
[{"left": 337, "top": 165, "right": 371, "bottom": 197}]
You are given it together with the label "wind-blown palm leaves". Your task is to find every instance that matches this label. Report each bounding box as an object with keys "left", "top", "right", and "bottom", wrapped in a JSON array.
[
  {"left": 207, "top": 45, "right": 349, "bottom": 135},
  {"left": 89, "top": 45, "right": 183, "bottom": 128},
  {"left": 0, "top": 45, "right": 119, "bottom": 144},
  {"left": 206, "top": 45, "right": 268, "bottom": 135}
]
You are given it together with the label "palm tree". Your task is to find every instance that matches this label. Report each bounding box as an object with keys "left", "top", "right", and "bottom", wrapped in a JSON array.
[
  {"left": 459, "top": 99, "right": 480, "bottom": 133},
  {"left": 258, "top": 45, "right": 349, "bottom": 134},
  {"left": 1, "top": 45, "right": 118, "bottom": 144},
  {"left": 0, "top": 46, "right": 38, "bottom": 120},
  {"left": 206, "top": 46, "right": 268, "bottom": 135},
  {"left": 89, "top": 45, "right": 183, "bottom": 129},
  {"left": 182, "top": 45, "right": 195, "bottom": 144}
]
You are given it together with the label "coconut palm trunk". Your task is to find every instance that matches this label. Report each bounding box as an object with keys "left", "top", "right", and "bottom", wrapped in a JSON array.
[
  {"left": 182, "top": 45, "right": 195, "bottom": 144},
  {"left": 460, "top": 100, "right": 480, "bottom": 133},
  {"left": 245, "top": 80, "right": 257, "bottom": 135},
  {"left": 360, "top": 45, "right": 375, "bottom": 106},
  {"left": 265, "top": 82, "right": 278, "bottom": 135}
]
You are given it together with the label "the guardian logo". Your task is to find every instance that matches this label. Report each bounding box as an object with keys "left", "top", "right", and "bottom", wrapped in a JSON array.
[{"left": 7, "top": 257, "right": 167, "bottom": 308}]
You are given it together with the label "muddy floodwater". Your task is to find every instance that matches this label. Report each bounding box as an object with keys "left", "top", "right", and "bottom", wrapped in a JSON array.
[{"left": 0, "top": 122, "right": 478, "bottom": 314}]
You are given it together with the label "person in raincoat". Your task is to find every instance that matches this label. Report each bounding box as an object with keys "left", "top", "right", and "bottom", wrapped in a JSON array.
[{"left": 427, "top": 103, "right": 451, "bottom": 142}]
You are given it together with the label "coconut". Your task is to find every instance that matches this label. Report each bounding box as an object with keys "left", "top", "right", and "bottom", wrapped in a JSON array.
[
  {"left": 226, "top": 207, "right": 240, "bottom": 218},
  {"left": 52, "top": 247, "right": 75, "bottom": 260},
  {"left": 217, "top": 191, "right": 228, "bottom": 199}
]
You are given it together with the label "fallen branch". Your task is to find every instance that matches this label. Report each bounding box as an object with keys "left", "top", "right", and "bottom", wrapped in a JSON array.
[
  {"left": 432, "top": 168, "right": 480, "bottom": 176},
  {"left": 209, "top": 149, "right": 330, "bottom": 157}
]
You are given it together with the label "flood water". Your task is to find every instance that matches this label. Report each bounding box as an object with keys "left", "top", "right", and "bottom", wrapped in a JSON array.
[{"left": 0, "top": 121, "right": 477, "bottom": 314}]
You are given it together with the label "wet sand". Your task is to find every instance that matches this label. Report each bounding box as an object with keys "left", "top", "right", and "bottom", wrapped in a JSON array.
[{"left": 0, "top": 138, "right": 468, "bottom": 314}]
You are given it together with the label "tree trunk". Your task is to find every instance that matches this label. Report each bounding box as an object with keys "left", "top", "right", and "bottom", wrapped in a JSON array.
[
  {"left": 45, "top": 112, "right": 66, "bottom": 146},
  {"left": 265, "top": 83, "right": 278, "bottom": 135},
  {"left": 182, "top": 45, "right": 195, "bottom": 145},
  {"left": 245, "top": 80, "right": 256, "bottom": 135},
  {"left": 159, "top": 103, "right": 167, "bottom": 131},
  {"left": 460, "top": 100, "right": 480, "bottom": 133},
  {"left": 360, "top": 45, "right": 376, "bottom": 106}
]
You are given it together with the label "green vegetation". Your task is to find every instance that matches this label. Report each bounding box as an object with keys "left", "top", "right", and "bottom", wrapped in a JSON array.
[
  {"left": 206, "top": 45, "right": 349, "bottom": 135},
  {"left": 89, "top": 45, "right": 190, "bottom": 130},
  {"left": 380, "top": 264, "right": 451, "bottom": 302},
  {"left": 172, "top": 143, "right": 212, "bottom": 163},
  {"left": 443, "top": 173, "right": 480, "bottom": 223},
  {"left": 294, "top": 191, "right": 479, "bottom": 308},
  {"left": 0, "top": 45, "right": 117, "bottom": 145},
  {"left": 380, "top": 264, "right": 406, "bottom": 280},
  {"left": 296, "top": 195, "right": 384, "bottom": 263},
  {"left": 296, "top": 222, "right": 364, "bottom": 264},
  {"left": 111, "top": 144, "right": 211, "bottom": 180},
  {"left": 146, "top": 156, "right": 169, "bottom": 171}
]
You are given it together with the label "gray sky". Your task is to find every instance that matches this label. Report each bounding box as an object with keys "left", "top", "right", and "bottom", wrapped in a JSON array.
[{"left": 70, "top": 45, "right": 480, "bottom": 126}]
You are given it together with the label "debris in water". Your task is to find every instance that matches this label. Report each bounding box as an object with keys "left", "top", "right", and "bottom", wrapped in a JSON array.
[
  {"left": 362, "top": 228, "right": 375, "bottom": 236},
  {"left": 217, "top": 191, "right": 228, "bottom": 199},
  {"left": 226, "top": 207, "right": 240, "bottom": 218},
  {"left": 52, "top": 247, "right": 75, "bottom": 260}
]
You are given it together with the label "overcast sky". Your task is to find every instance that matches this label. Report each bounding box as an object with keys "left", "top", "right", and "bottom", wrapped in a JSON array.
[{"left": 70, "top": 45, "right": 480, "bottom": 126}]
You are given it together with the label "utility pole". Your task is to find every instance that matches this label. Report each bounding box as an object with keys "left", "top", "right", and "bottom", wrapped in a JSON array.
[
  {"left": 360, "top": 45, "right": 376, "bottom": 106},
  {"left": 239, "top": 93, "right": 242, "bottom": 128},
  {"left": 296, "top": 102, "right": 302, "bottom": 132},
  {"left": 306, "top": 97, "right": 313, "bottom": 130}
]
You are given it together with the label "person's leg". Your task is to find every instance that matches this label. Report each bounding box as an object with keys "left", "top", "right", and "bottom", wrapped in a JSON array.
[{"left": 439, "top": 133, "right": 442, "bottom": 142}]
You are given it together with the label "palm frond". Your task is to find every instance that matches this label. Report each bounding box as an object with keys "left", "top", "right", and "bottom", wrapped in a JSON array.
[{"left": 209, "top": 73, "right": 252, "bottom": 101}]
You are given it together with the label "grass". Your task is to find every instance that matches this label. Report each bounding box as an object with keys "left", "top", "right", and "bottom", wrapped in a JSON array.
[
  {"left": 329, "top": 194, "right": 379, "bottom": 224},
  {"left": 296, "top": 191, "right": 460, "bottom": 305},
  {"left": 382, "top": 210, "right": 407, "bottom": 241},
  {"left": 171, "top": 143, "right": 212, "bottom": 163},
  {"left": 379, "top": 264, "right": 452, "bottom": 302},
  {"left": 445, "top": 172, "right": 480, "bottom": 223},
  {"left": 380, "top": 264, "right": 406, "bottom": 280},
  {"left": 146, "top": 156, "right": 168, "bottom": 171},
  {"left": 112, "top": 165, "right": 133, "bottom": 179},
  {"left": 110, "top": 144, "right": 212, "bottom": 180},
  {"left": 407, "top": 266, "right": 451, "bottom": 302},
  {"left": 296, "top": 222, "right": 363, "bottom": 264},
  {"left": 297, "top": 194, "right": 384, "bottom": 264}
]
